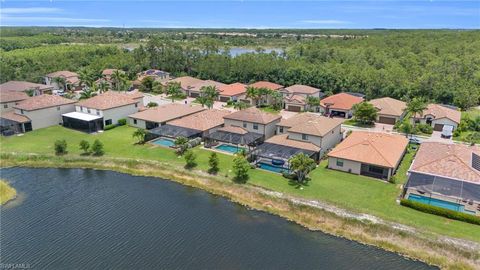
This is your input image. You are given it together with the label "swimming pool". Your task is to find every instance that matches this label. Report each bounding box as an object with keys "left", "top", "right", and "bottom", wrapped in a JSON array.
[
  {"left": 215, "top": 144, "right": 245, "bottom": 154},
  {"left": 258, "top": 162, "right": 288, "bottom": 174},
  {"left": 408, "top": 194, "right": 464, "bottom": 212},
  {"left": 151, "top": 138, "right": 175, "bottom": 147}
]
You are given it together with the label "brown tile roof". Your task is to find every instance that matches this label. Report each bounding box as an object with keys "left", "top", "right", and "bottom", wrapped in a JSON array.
[
  {"left": 45, "top": 71, "right": 79, "bottom": 84},
  {"left": 0, "top": 81, "right": 53, "bottom": 93},
  {"left": 189, "top": 80, "right": 226, "bottom": 93},
  {"left": 0, "top": 91, "right": 29, "bottom": 103},
  {"left": 320, "top": 93, "right": 363, "bottom": 111},
  {"left": 219, "top": 83, "right": 247, "bottom": 97},
  {"left": 76, "top": 91, "right": 139, "bottom": 110},
  {"left": 102, "top": 69, "right": 122, "bottom": 76},
  {"left": 266, "top": 134, "right": 320, "bottom": 152},
  {"left": 224, "top": 107, "right": 282, "bottom": 124},
  {"left": 169, "top": 76, "right": 204, "bottom": 89},
  {"left": 328, "top": 131, "right": 408, "bottom": 168},
  {"left": 414, "top": 104, "right": 461, "bottom": 124},
  {"left": 218, "top": 125, "right": 249, "bottom": 135},
  {"left": 280, "top": 113, "right": 344, "bottom": 137},
  {"left": 126, "top": 89, "right": 144, "bottom": 100},
  {"left": 410, "top": 142, "right": 480, "bottom": 184},
  {"left": 169, "top": 109, "right": 230, "bottom": 132},
  {"left": 369, "top": 97, "right": 406, "bottom": 117},
  {"left": 14, "top": 94, "right": 75, "bottom": 111},
  {"left": 285, "top": 84, "right": 320, "bottom": 95},
  {"left": 250, "top": 81, "right": 284, "bottom": 91},
  {"left": 129, "top": 104, "right": 205, "bottom": 123},
  {"left": 0, "top": 111, "right": 30, "bottom": 123},
  {"left": 284, "top": 94, "right": 306, "bottom": 105}
]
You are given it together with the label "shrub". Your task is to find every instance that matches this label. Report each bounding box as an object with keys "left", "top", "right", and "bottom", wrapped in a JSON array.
[
  {"left": 415, "top": 124, "right": 433, "bottom": 134},
  {"left": 104, "top": 124, "right": 117, "bottom": 130},
  {"left": 91, "top": 139, "right": 104, "bottom": 156},
  {"left": 79, "top": 140, "right": 90, "bottom": 154},
  {"left": 117, "top": 118, "right": 127, "bottom": 126},
  {"left": 183, "top": 149, "right": 197, "bottom": 169},
  {"left": 226, "top": 100, "right": 234, "bottom": 106},
  {"left": 54, "top": 139, "right": 68, "bottom": 155},
  {"left": 400, "top": 199, "right": 480, "bottom": 225},
  {"left": 147, "top": 101, "right": 158, "bottom": 108},
  {"left": 208, "top": 152, "right": 219, "bottom": 174}
]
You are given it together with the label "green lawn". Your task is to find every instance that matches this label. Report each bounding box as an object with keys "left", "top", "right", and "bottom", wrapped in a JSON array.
[{"left": 1, "top": 125, "right": 479, "bottom": 242}]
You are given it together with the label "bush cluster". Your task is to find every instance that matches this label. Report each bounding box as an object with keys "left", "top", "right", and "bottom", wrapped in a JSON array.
[
  {"left": 104, "top": 124, "right": 117, "bottom": 130},
  {"left": 400, "top": 199, "right": 480, "bottom": 225},
  {"left": 117, "top": 118, "right": 127, "bottom": 126}
]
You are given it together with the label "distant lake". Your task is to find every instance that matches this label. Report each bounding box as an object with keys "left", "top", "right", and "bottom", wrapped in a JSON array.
[
  {"left": 227, "top": 47, "right": 284, "bottom": 57},
  {"left": 0, "top": 168, "right": 435, "bottom": 270}
]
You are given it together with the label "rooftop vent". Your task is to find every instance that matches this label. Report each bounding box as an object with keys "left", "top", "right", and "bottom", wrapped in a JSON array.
[{"left": 472, "top": 153, "right": 480, "bottom": 171}]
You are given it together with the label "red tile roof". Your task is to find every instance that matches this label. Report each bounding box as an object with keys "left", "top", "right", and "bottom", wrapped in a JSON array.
[
  {"left": 0, "top": 81, "right": 53, "bottom": 93},
  {"left": 266, "top": 134, "right": 320, "bottom": 152},
  {"left": 285, "top": 84, "right": 320, "bottom": 95},
  {"left": 224, "top": 107, "right": 281, "bottom": 124},
  {"left": 320, "top": 93, "right": 363, "bottom": 111},
  {"left": 129, "top": 104, "right": 205, "bottom": 123},
  {"left": 76, "top": 91, "right": 139, "bottom": 110},
  {"left": 14, "top": 94, "right": 75, "bottom": 111},
  {"left": 168, "top": 109, "right": 230, "bottom": 132},
  {"left": 0, "top": 111, "right": 31, "bottom": 123},
  {"left": 219, "top": 83, "right": 247, "bottom": 97},
  {"left": 249, "top": 81, "right": 284, "bottom": 91},
  {"left": 414, "top": 104, "right": 461, "bottom": 124},
  {"left": 0, "top": 91, "right": 29, "bottom": 103}
]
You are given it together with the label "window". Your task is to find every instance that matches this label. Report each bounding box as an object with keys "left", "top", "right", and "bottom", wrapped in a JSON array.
[
  {"left": 135, "top": 103, "right": 138, "bottom": 108},
  {"left": 253, "top": 123, "right": 258, "bottom": 130},
  {"left": 87, "top": 109, "right": 91, "bottom": 114},
  {"left": 336, "top": 159, "right": 344, "bottom": 167},
  {"left": 3, "top": 104, "right": 7, "bottom": 109},
  {"left": 279, "top": 126, "right": 284, "bottom": 133},
  {"left": 105, "top": 119, "right": 112, "bottom": 125},
  {"left": 243, "top": 122, "right": 247, "bottom": 128},
  {"left": 368, "top": 166, "right": 384, "bottom": 175},
  {"left": 20, "top": 109, "right": 24, "bottom": 114},
  {"left": 302, "top": 134, "right": 309, "bottom": 140},
  {"left": 96, "top": 111, "right": 100, "bottom": 115},
  {"left": 57, "top": 106, "right": 60, "bottom": 111},
  {"left": 133, "top": 119, "right": 137, "bottom": 125}
]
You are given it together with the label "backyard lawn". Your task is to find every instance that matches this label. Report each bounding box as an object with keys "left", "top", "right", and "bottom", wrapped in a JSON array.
[{"left": 1, "top": 125, "right": 479, "bottom": 242}]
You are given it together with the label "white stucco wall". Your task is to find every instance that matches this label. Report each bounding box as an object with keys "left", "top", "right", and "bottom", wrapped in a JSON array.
[
  {"left": 18, "top": 104, "right": 75, "bottom": 130},
  {"left": 1, "top": 101, "right": 21, "bottom": 113},
  {"left": 102, "top": 104, "right": 139, "bottom": 125},
  {"left": 127, "top": 117, "right": 147, "bottom": 129}
]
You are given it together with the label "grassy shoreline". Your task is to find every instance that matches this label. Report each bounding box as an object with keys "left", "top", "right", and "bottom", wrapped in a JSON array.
[
  {"left": 1, "top": 153, "right": 479, "bottom": 269},
  {"left": 0, "top": 179, "right": 17, "bottom": 205}
]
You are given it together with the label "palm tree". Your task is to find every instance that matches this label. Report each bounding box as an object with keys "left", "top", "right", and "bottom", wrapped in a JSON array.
[
  {"left": 270, "top": 91, "right": 283, "bottom": 110},
  {"left": 97, "top": 80, "right": 109, "bottom": 93},
  {"left": 306, "top": 96, "right": 320, "bottom": 112},
  {"left": 78, "top": 68, "right": 95, "bottom": 89},
  {"left": 79, "top": 86, "right": 97, "bottom": 100},
  {"left": 166, "top": 82, "right": 183, "bottom": 103},
  {"left": 233, "top": 101, "right": 249, "bottom": 110},
  {"left": 257, "top": 87, "right": 272, "bottom": 106},
  {"left": 246, "top": 86, "right": 260, "bottom": 107},
  {"left": 289, "top": 153, "right": 316, "bottom": 182},
  {"left": 199, "top": 85, "right": 219, "bottom": 109},
  {"left": 132, "top": 128, "right": 147, "bottom": 144},
  {"left": 406, "top": 98, "right": 427, "bottom": 129},
  {"left": 52, "top": 77, "right": 67, "bottom": 92},
  {"left": 111, "top": 69, "right": 126, "bottom": 91}
]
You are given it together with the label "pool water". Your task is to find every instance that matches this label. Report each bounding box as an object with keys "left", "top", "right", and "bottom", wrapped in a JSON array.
[
  {"left": 408, "top": 194, "right": 465, "bottom": 212},
  {"left": 258, "top": 162, "right": 288, "bottom": 173},
  {"left": 152, "top": 138, "right": 175, "bottom": 147},
  {"left": 215, "top": 144, "right": 245, "bottom": 154}
]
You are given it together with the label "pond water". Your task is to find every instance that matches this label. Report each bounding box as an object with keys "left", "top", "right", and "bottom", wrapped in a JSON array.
[
  {"left": 0, "top": 167, "right": 436, "bottom": 270},
  {"left": 227, "top": 47, "right": 284, "bottom": 57}
]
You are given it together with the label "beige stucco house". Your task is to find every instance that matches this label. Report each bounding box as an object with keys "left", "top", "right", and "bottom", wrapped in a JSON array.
[
  {"left": 368, "top": 97, "right": 407, "bottom": 125},
  {"left": 128, "top": 103, "right": 205, "bottom": 129},
  {"left": 0, "top": 91, "right": 29, "bottom": 113},
  {"left": 410, "top": 104, "right": 461, "bottom": 131},
  {"left": 0, "top": 81, "right": 53, "bottom": 96},
  {"left": 282, "top": 84, "right": 323, "bottom": 112},
  {"left": 223, "top": 107, "right": 282, "bottom": 139},
  {"left": 320, "top": 93, "right": 364, "bottom": 118}
]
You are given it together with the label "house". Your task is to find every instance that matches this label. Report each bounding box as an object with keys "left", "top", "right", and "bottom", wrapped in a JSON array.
[
  {"left": 44, "top": 71, "right": 80, "bottom": 91},
  {"left": 188, "top": 80, "right": 226, "bottom": 98},
  {"left": 247, "top": 81, "right": 285, "bottom": 106},
  {"left": 276, "top": 113, "right": 344, "bottom": 156},
  {"left": 283, "top": 84, "right": 324, "bottom": 112},
  {"left": 63, "top": 91, "right": 143, "bottom": 133},
  {"left": 223, "top": 107, "right": 282, "bottom": 139},
  {"left": 0, "top": 94, "right": 75, "bottom": 133},
  {"left": 0, "top": 91, "right": 29, "bottom": 113},
  {"left": 218, "top": 83, "right": 248, "bottom": 102},
  {"left": 167, "top": 76, "right": 204, "bottom": 96},
  {"left": 128, "top": 103, "right": 205, "bottom": 129},
  {"left": 368, "top": 97, "right": 407, "bottom": 125},
  {"left": 404, "top": 142, "right": 480, "bottom": 216},
  {"left": 410, "top": 104, "right": 461, "bottom": 131},
  {"left": 148, "top": 109, "right": 230, "bottom": 139},
  {"left": 0, "top": 81, "right": 53, "bottom": 96},
  {"left": 135, "top": 69, "right": 170, "bottom": 84},
  {"left": 320, "top": 93, "right": 364, "bottom": 118},
  {"left": 327, "top": 131, "right": 408, "bottom": 180}
]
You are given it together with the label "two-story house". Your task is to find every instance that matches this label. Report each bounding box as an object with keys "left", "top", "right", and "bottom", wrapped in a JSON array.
[
  {"left": 222, "top": 107, "right": 281, "bottom": 140},
  {"left": 282, "top": 84, "right": 324, "bottom": 112}
]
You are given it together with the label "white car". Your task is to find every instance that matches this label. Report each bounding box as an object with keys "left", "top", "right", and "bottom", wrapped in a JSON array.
[{"left": 441, "top": 125, "right": 454, "bottom": 139}]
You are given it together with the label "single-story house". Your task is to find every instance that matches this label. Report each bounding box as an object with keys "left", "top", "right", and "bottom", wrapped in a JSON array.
[
  {"left": 44, "top": 71, "right": 80, "bottom": 91},
  {"left": 133, "top": 69, "right": 170, "bottom": 87},
  {"left": 188, "top": 80, "right": 226, "bottom": 98},
  {"left": 167, "top": 76, "right": 204, "bottom": 96},
  {"left": 148, "top": 109, "right": 230, "bottom": 139},
  {"left": 0, "top": 91, "right": 29, "bottom": 113},
  {"left": 283, "top": 84, "right": 324, "bottom": 112},
  {"left": 368, "top": 97, "right": 407, "bottom": 125},
  {"left": 247, "top": 81, "right": 285, "bottom": 106},
  {"left": 320, "top": 93, "right": 364, "bottom": 118},
  {"left": 64, "top": 91, "right": 143, "bottom": 133},
  {"left": 410, "top": 104, "right": 461, "bottom": 131},
  {"left": 276, "top": 113, "right": 344, "bottom": 156},
  {"left": 0, "top": 94, "right": 75, "bottom": 133},
  {"left": 223, "top": 107, "right": 282, "bottom": 139},
  {"left": 327, "top": 131, "right": 408, "bottom": 180},
  {"left": 404, "top": 142, "right": 480, "bottom": 216},
  {"left": 0, "top": 81, "right": 53, "bottom": 96},
  {"left": 218, "top": 83, "right": 248, "bottom": 102},
  {"left": 128, "top": 103, "right": 205, "bottom": 129}
]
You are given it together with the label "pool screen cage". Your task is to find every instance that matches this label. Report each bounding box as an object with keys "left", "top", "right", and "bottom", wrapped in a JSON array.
[
  {"left": 405, "top": 172, "right": 480, "bottom": 203},
  {"left": 204, "top": 130, "right": 264, "bottom": 147},
  {"left": 251, "top": 143, "right": 317, "bottom": 162},
  {"left": 147, "top": 124, "right": 202, "bottom": 140}
]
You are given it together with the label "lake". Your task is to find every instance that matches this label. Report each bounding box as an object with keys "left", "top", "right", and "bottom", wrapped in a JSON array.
[
  {"left": 0, "top": 168, "right": 435, "bottom": 270},
  {"left": 227, "top": 47, "right": 284, "bottom": 57}
]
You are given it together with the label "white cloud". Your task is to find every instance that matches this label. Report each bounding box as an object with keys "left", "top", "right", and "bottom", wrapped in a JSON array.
[
  {"left": 0, "top": 7, "right": 63, "bottom": 14},
  {"left": 300, "top": 20, "right": 351, "bottom": 25}
]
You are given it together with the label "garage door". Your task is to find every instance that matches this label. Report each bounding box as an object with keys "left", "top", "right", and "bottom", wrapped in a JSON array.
[
  {"left": 190, "top": 92, "right": 200, "bottom": 98},
  {"left": 378, "top": 116, "right": 396, "bottom": 125},
  {"left": 434, "top": 124, "right": 444, "bottom": 131},
  {"left": 287, "top": 105, "right": 302, "bottom": 112},
  {"left": 219, "top": 96, "right": 230, "bottom": 102}
]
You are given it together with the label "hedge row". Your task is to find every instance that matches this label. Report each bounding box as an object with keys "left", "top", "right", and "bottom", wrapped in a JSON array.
[{"left": 400, "top": 199, "right": 480, "bottom": 225}]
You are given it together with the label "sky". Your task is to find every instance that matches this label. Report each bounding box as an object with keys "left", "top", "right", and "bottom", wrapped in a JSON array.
[{"left": 0, "top": 1, "right": 479, "bottom": 29}]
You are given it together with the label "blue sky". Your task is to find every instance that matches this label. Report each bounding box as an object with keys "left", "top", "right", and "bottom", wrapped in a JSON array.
[{"left": 0, "top": 1, "right": 479, "bottom": 29}]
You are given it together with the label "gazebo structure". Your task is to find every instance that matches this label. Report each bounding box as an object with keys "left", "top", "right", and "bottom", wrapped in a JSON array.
[{"left": 204, "top": 126, "right": 264, "bottom": 152}]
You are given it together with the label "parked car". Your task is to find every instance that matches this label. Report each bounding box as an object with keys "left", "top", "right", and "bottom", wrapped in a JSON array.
[
  {"left": 441, "top": 125, "right": 454, "bottom": 139},
  {"left": 409, "top": 137, "right": 421, "bottom": 145}
]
